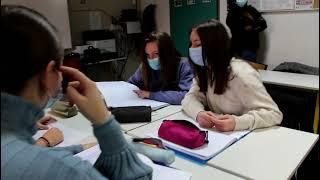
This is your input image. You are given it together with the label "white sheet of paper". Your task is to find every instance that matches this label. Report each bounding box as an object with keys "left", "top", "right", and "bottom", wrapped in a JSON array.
[
  {"left": 96, "top": 81, "right": 169, "bottom": 110},
  {"left": 33, "top": 121, "right": 91, "bottom": 147},
  {"left": 74, "top": 145, "right": 192, "bottom": 180}
]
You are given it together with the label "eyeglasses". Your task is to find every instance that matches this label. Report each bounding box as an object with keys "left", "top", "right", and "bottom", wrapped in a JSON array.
[{"left": 132, "top": 138, "right": 166, "bottom": 149}]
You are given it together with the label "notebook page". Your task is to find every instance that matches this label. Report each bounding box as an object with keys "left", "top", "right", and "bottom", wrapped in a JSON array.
[
  {"left": 96, "top": 81, "right": 169, "bottom": 110},
  {"left": 33, "top": 121, "right": 91, "bottom": 147},
  {"left": 146, "top": 130, "right": 236, "bottom": 160}
]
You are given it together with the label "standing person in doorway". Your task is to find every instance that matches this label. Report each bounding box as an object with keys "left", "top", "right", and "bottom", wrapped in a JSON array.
[{"left": 226, "top": 0, "right": 267, "bottom": 62}]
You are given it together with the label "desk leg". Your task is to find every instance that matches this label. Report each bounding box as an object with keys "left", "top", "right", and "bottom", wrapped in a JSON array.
[{"left": 314, "top": 93, "right": 319, "bottom": 134}]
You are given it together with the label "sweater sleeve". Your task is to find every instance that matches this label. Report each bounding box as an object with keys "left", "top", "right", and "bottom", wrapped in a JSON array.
[
  {"left": 27, "top": 116, "right": 152, "bottom": 180},
  {"left": 181, "top": 78, "right": 208, "bottom": 120},
  {"left": 50, "top": 145, "right": 83, "bottom": 154},
  {"left": 232, "top": 70, "right": 283, "bottom": 130},
  {"left": 93, "top": 116, "right": 153, "bottom": 180},
  {"left": 149, "top": 60, "right": 193, "bottom": 105},
  {"left": 128, "top": 65, "right": 145, "bottom": 89}
]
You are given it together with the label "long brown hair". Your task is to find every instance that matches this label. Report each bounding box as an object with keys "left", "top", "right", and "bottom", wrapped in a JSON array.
[
  {"left": 189, "top": 19, "right": 232, "bottom": 94},
  {"left": 141, "top": 32, "right": 181, "bottom": 90}
]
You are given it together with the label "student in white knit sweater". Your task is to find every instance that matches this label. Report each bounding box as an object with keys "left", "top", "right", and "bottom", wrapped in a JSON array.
[{"left": 182, "top": 19, "right": 282, "bottom": 132}]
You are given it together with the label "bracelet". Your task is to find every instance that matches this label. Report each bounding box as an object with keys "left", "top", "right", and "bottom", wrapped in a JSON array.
[{"left": 39, "top": 137, "right": 51, "bottom": 147}]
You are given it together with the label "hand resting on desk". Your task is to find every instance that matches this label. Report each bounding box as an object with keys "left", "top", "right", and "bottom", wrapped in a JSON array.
[
  {"left": 36, "top": 127, "right": 64, "bottom": 147},
  {"left": 36, "top": 115, "right": 57, "bottom": 130},
  {"left": 197, "top": 111, "right": 236, "bottom": 132}
]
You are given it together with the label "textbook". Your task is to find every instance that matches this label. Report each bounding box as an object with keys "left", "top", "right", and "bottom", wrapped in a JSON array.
[
  {"left": 146, "top": 117, "right": 250, "bottom": 161},
  {"left": 74, "top": 145, "right": 192, "bottom": 180},
  {"left": 96, "top": 81, "right": 169, "bottom": 110}
]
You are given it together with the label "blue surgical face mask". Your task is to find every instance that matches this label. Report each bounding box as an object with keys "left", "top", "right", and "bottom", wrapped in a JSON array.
[
  {"left": 148, "top": 57, "right": 161, "bottom": 70},
  {"left": 189, "top": 46, "right": 204, "bottom": 67},
  {"left": 236, "top": 0, "right": 247, "bottom": 7}
]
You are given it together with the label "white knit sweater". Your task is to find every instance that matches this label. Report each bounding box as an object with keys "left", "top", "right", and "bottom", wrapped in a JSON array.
[{"left": 182, "top": 58, "right": 283, "bottom": 131}]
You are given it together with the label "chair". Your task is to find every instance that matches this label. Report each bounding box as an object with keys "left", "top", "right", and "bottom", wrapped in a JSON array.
[{"left": 245, "top": 60, "right": 268, "bottom": 70}]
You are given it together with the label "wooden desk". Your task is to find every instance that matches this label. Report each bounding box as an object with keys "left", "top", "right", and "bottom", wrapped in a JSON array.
[{"left": 207, "top": 126, "right": 319, "bottom": 180}]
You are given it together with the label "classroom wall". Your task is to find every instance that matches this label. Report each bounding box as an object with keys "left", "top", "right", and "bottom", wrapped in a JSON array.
[
  {"left": 68, "top": 0, "right": 135, "bottom": 45},
  {"left": 140, "top": 0, "right": 170, "bottom": 34},
  {"left": 219, "top": 1, "right": 319, "bottom": 69},
  {"left": 2, "top": 0, "right": 72, "bottom": 49},
  {"left": 155, "top": 0, "right": 170, "bottom": 34}
]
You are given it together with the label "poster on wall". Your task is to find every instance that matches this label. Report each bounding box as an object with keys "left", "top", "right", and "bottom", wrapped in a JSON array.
[
  {"left": 187, "top": 0, "right": 196, "bottom": 5},
  {"left": 248, "top": 0, "right": 295, "bottom": 11},
  {"left": 295, "top": 0, "right": 314, "bottom": 9},
  {"left": 174, "top": 0, "right": 183, "bottom": 7}
]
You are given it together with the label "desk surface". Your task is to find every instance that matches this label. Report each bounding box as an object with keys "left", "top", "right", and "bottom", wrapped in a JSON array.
[
  {"left": 47, "top": 108, "right": 242, "bottom": 180},
  {"left": 207, "top": 126, "right": 319, "bottom": 180},
  {"left": 259, "top": 70, "right": 319, "bottom": 91}
]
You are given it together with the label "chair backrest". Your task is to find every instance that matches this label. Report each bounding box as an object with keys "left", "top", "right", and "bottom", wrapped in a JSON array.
[{"left": 246, "top": 61, "right": 268, "bottom": 70}]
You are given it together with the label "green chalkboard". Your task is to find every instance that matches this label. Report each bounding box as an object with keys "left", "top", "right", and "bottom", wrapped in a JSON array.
[{"left": 170, "top": 0, "right": 218, "bottom": 56}]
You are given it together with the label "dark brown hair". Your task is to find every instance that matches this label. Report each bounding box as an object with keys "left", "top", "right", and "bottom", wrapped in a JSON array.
[
  {"left": 189, "top": 19, "right": 232, "bottom": 94},
  {"left": 1, "top": 5, "right": 63, "bottom": 95},
  {"left": 141, "top": 32, "right": 181, "bottom": 90}
]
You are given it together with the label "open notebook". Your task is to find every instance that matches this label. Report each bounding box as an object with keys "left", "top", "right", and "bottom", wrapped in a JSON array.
[
  {"left": 74, "top": 145, "right": 192, "bottom": 180},
  {"left": 96, "top": 81, "right": 169, "bottom": 110},
  {"left": 146, "top": 121, "right": 250, "bottom": 161}
]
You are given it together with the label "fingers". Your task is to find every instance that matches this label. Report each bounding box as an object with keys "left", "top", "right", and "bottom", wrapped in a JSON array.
[
  {"left": 37, "top": 123, "right": 49, "bottom": 130},
  {"left": 217, "top": 114, "right": 230, "bottom": 120},
  {"left": 60, "top": 66, "right": 91, "bottom": 85},
  {"left": 133, "top": 90, "right": 145, "bottom": 98},
  {"left": 37, "top": 116, "right": 56, "bottom": 130},
  {"left": 68, "top": 81, "right": 80, "bottom": 88},
  {"left": 133, "top": 90, "right": 140, "bottom": 95},
  {"left": 198, "top": 118, "right": 214, "bottom": 128},
  {"left": 66, "top": 84, "right": 85, "bottom": 106}
]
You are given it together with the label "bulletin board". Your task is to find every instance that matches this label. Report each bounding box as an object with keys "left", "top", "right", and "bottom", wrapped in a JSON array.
[{"left": 247, "top": 0, "right": 319, "bottom": 12}]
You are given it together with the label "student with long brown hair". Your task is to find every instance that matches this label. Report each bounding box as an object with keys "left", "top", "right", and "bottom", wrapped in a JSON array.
[
  {"left": 182, "top": 19, "right": 282, "bottom": 132},
  {"left": 128, "top": 32, "right": 193, "bottom": 105}
]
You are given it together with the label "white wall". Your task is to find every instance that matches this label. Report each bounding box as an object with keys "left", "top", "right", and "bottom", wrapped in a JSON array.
[
  {"left": 219, "top": 1, "right": 319, "bottom": 69},
  {"left": 155, "top": 0, "right": 170, "bottom": 34},
  {"left": 140, "top": 0, "right": 170, "bottom": 34},
  {"left": 2, "top": 0, "right": 72, "bottom": 49}
]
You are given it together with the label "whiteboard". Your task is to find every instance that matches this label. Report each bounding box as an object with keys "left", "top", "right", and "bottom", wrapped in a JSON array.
[{"left": 2, "top": 0, "right": 72, "bottom": 49}]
